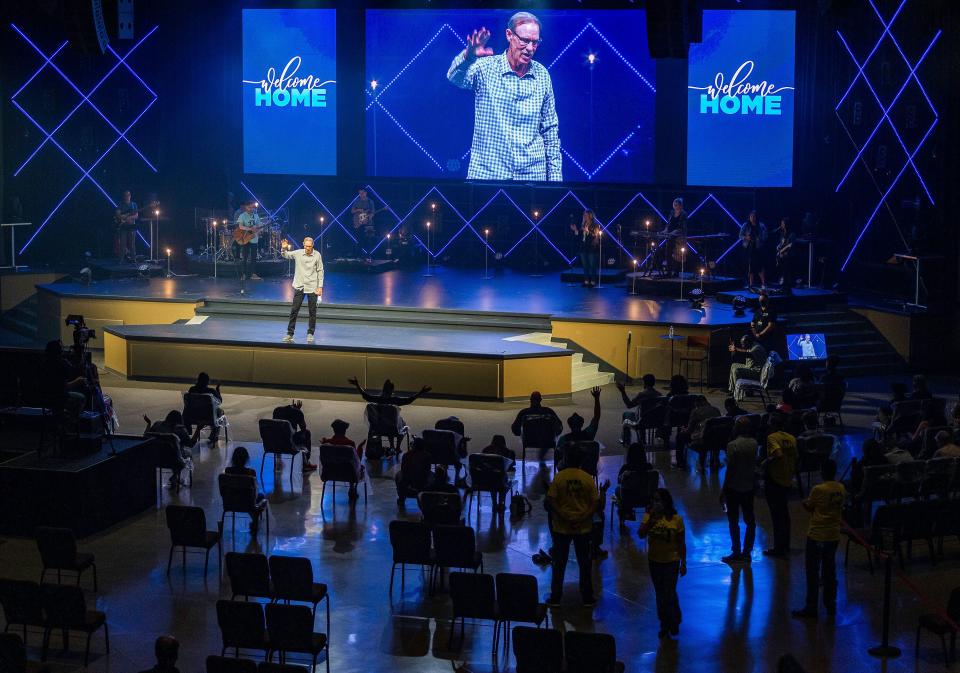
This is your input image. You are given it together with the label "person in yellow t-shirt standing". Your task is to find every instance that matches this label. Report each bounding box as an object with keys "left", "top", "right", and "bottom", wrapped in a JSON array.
[
  {"left": 762, "top": 412, "right": 798, "bottom": 558},
  {"left": 545, "top": 443, "right": 599, "bottom": 608},
  {"left": 792, "top": 459, "right": 846, "bottom": 619},
  {"left": 639, "top": 488, "right": 687, "bottom": 639}
]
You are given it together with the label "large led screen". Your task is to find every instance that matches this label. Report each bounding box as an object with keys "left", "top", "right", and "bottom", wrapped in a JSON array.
[
  {"left": 242, "top": 9, "right": 337, "bottom": 175},
  {"left": 365, "top": 9, "right": 657, "bottom": 183},
  {"left": 686, "top": 10, "right": 796, "bottom": 187}
]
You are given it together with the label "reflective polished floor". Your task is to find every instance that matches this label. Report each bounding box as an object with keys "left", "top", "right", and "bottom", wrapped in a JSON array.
[{"left": 1, "top": 379, "right": 958, "bottom": 673}]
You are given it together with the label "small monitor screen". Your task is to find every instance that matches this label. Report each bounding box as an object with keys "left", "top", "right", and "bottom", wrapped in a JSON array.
[{"left": 786, "top": 333, "right": 827, "bottom": 361}]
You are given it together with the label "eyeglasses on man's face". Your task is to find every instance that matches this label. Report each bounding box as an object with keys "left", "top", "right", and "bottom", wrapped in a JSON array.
[{"left": 509, "top": 30, "right": 542, "bottom": 48}]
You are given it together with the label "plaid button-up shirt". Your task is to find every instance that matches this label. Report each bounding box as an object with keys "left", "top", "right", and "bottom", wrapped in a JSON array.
[{"left": 447, "top": 51, "right": 562, "bottom": 182}]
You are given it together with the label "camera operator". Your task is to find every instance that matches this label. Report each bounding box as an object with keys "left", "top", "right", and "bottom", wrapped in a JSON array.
[{"left": 40, "top": 340, "right": 87, "bottom": 418}]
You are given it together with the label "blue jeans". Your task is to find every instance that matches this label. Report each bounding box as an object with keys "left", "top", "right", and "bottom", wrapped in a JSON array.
[{"left": 581, "top": 251, "right": 598, "bottom": 280}]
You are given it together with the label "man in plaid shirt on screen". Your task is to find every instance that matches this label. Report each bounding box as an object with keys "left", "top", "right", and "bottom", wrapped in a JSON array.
[{"left": 447, "top": 12, "right": 562, "bottom": 182}]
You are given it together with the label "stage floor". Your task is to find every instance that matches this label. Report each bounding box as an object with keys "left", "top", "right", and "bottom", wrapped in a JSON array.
[{"left": 39, "top": 267, "right": 755, "bottom": 327}]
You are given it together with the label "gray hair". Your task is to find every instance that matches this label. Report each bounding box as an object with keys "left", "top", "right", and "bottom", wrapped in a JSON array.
[
  {"left": 507, "top": 11, "right": 541, "bottom": 35},
  {"left": 303, "top": 237, "right": 314, "bottom": 244}
]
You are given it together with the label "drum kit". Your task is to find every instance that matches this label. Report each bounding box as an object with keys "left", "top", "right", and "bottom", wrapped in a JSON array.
[{"left": 197, "top": 207, "right": 289, "bottom": 261}]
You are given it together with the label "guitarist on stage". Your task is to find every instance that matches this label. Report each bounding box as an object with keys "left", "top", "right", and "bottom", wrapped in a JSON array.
[
  {"left": 739, "top": 210, "right": 768, "bottom": 290},
  {"left": 115, "top": 190, "right": 139, "bottom": 263},
  {"left": 774, "top": 216, "right": 795, "bottom": 293},
  {"left": 350, "top": 187, "right": 376, "bottom": 258},
  {"left": 234, "top": 200, "right": 262, "bottom": 292}
]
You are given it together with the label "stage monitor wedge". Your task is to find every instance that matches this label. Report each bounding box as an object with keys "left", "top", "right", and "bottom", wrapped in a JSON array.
[
  {"left": 242, "top": 9, "right": 337, "bottom": 176},
  {"left": 686, "top": 10, "right": 796, "bottom": 188}
]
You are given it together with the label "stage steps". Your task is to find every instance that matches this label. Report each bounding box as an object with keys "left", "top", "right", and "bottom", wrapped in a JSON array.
[
  {"left": 0, "top": 295, "right": 39, "bottom": 340},
  {"left": 508, "top": 332, "right": 615, "bottom": 391},
  {"left": 780, "top": 308, "right": 906, "bottom": 377},
  {"left": 196, "top": 299, "right": 553, "bottom": 332}
]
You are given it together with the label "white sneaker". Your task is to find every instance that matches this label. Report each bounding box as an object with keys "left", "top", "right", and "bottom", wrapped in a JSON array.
[
  {"left": 306, "top": 333, "right": 314, "bottom": 343},
  {"left": 282, "top": 334, "right": 293, "bottom": 343}
]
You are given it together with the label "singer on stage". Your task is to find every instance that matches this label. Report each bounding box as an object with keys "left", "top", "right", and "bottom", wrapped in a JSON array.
[
  {"left": 447, "top": 12, "right": 562, "bottom": 182},
  {"left": 281, "top": 237, "right": 324, "bottom": 344}
]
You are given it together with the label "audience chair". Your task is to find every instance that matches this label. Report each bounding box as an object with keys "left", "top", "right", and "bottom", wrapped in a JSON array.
[
  {"left": 38, "top": 583, "right": 108, "bottom": 667},
  {"left": 495, "top": 573, "right": 548, "bottom": 651},
  {"left": 519, "top": 414, "right": 559, "bottom": 476},
  {"left": 796, "top": 434, "right": 835, "bottom": 495},
  {"left": 183, "top": 392, "right": 228, "bottom": 445},
  {"left": 165, "top": 505, "right": 222, "bottom": 575},
  {"left": 269, "top": 555, "right": 330, "bottom": 635},
  {"left": 919, "top": 426, "right": 951, "bottom": 459},
  {"left": 467, "top": 453, "right": 510, "bottom": 521},
  {"left": 816, "top": 381, "right": 846, "bottom": 426},
  {"left": 625, "top": 397, "right": 669, "bottom": 447},
  {"left": 512, "top": 625, "right": 563, "bottom": 673},
  {"left": 364, "top": 404, "right": 409, "bottom": 457},
  {"left": 435, "top": 417, "right": 470, "bottom": 450},
  {"left": 901, "top": 500, "right": 937, "bottom": 565},
  {"left": 922, "top": 458, "right": 957, "bottom": 500},
  {"left": 418, "top": 491, "right": 464, "bottom": 526},
  {"left": 226, "top": 552, "right": 273, "bottom": 602},
  {"left": 734, "top": 353, "right": 778, "bottom": 406},
  {"left": 258, "top": 419, "right": 301, "bottom": 487},
  {"left": 219, "top": 474, "right": 269, "bottom": 538},
  {"left": 318, "top": 444, "right": 367, "bottom": 509},
  {"left": 388, "top": 520, "right": 435, "bottom": 597},
  {"left": 35, "top": 527, "right": 97, "bottom": 591},
  {"left": 0, "top": 632, "right": 45, "bottom": 673},
  {"left": 690, "top": 416, "right": 734, "bottom": 468},
  {"left": 150, "top": 432, "right": 192, "bottom": 495},
  {"left": 265, "top": 604, "right": 329, "bottom": 673},
  {"left": 935, "top": 499, "right": 960, "bottom": 557},
  {"left": 612, "top": 469, "right": 661, "bottom": 527},
  {"left": 665, "top": 394, "right": 698, "bottom": 440},
  {"left": 915, "top": 586, "right": 960, "bottom": 667},
  {"left": 216, "top": 599, "right": 269, "bottom": 660},
  {"left": 857, "top": 464, "right": 898, "bottom": 516},
  {"left": 893, "top": 460, "right": 926, "bottom": 502},
  {"left": 433, "top": 525, "right": 483, "bottom": 592},
  {"left": 206, "top": 654, "right": 258, "bottom": 673},
  {"left": 565, "top": 631, "right": 625, "bottom": 673},
  {"left": 421, "top": 429, "right": 465, "bottom": 483},
  {"left": 447, "top": 572, "right": 499, "bottom": 652},
  {"left": 0, "top": 580, "right": 45, "bottom": 645},
  {"left": 870, "top": 504, "right": 906, "bottom": 570}
]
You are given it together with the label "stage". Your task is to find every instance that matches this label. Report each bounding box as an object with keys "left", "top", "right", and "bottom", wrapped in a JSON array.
[{"left": 21, "top": 265, "right": 895, "bottom": 397}]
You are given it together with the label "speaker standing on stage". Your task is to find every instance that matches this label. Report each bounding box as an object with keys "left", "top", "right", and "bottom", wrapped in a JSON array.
[
  {"left": 739, "top": 210, "right": 767, "bottom": 289},
  {"left": 571, "top": 209, "right": 601, "bottom": 287},
  {"left": 281, "top": 237, "right": 324, "bottom": 344},
  {"left": 663, "top": 198, "right": 688, "bottom": 277}
]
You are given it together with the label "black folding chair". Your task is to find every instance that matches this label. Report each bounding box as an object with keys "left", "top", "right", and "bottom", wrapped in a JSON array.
[
  {"left": 447, "top": 572, "right": 498, "bottom": 652},
  {"left": 39, "top": 584, "right": 108, "bottom": 666},
  {"left": 512, "top": 626, "right": 562, "bottom": 673},
  {"left": 265, "top": 604, "right": 329, "bottom": 673},
  {"left": 35, "top": 527, "right": 97, "bottom": 591},
  {"left": 165, "top": 505, "right": 222, "bottom": 575},
  {"left": 258, "top": 419, "right": 301, "bottom": 487},
  {"left": 225, "top": 552, "right": 272, "bottom": 602},
  {"left": 216, "top": 599, "right": 269, "bottom": 659},
  {"left": 388, "top": 520, "right": 435, "bottom": 597},
  {"left": 269, "top": 555, "right": 330, "bottom": 635}
]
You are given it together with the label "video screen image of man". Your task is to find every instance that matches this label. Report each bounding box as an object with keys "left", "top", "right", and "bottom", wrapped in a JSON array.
[{"left": 447, "top": 11, "right": 562, "bottom": 182}]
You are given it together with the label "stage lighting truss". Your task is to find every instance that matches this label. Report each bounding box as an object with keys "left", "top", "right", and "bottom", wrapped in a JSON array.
[
  {"left": 241, "top": 180, "right": 746, "bottom": 269},
  {"left": 9, "top": 24, "right": 159, "bottom": 255},
  {"left": 365, "top": 21, "right": 655, "bottom": 182},
  {"left": 833, "top": 0, "right": 940, "bottom": 271}
]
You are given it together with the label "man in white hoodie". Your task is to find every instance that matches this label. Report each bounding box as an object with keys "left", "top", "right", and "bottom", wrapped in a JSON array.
[{"left": 281, "top": 237, "right": 324, "bottom": 343}]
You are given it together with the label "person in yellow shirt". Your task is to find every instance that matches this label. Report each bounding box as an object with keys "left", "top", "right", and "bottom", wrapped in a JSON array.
[
  {"left": 545, "top": 443, "right": 599, "bottom": 607},
  {"left": 792, "top": 459, "right": 846, "bottom": 619},
  {"left": 639, "top": 488, "right": 687, "bottom": 639},
  {"left": 762, "top": 412, "right": 797, "bottom": 557}
]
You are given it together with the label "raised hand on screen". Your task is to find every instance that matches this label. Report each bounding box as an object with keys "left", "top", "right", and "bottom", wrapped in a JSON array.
[{"left": 465, "top": 27, "right": 493, "bottom": 61}]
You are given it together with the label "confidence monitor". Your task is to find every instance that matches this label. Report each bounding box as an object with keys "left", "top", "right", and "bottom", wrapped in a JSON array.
[
  {"left": 242, "top": 9, "right": 337, "bottom": 176},
  {"left": 787, "top": 333, "right": 828, "bottom": 361}
]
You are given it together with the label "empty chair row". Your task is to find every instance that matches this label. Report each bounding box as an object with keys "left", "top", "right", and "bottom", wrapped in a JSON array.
[
  {"left": 447, "top": 571, "right": 549, "bottom": 654},
  {"left": 216, "top": 600, "right": 328, "bottom": 672},
  {"left": 513, "top": 625, "right": 624, "bottom": 673},
  {"left": 389, "top": 520, "right": 482, "bottom": 595}
]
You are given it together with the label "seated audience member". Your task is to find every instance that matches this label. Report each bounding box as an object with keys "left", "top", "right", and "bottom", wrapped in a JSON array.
[
  {"left": 143, "top": 411, "right": 195, "bottom": 487},
  {"left": 223, "top": 446, "right": 267, "bottom": 533},
  {"left": 724, "top": 397, "right": 748, "bottom": 418},
  {"left": 786, "top": 365, "right": 818, "bottom": 409},
  {"left": 556, "top": 386, "right": 602, "bottom": 467},
  {"left": 320, "top": 419, "right": 365, "bottom": 499},
  {"left": 933, "top": 430, "right": 960, "bottom": 458},
  {"left": 136, "top": 635, "right": 180, "bottom": 673},
  {"left": 908, "top": 374, "right": 932, "bottom": 400},
  {"left": 618, "top": 441, "right": 652, "bottom": 479},
  {"left": 906, "top": 406, "right": 947, "bottom": 456},
  {"left": 395, "top": 436, "right": 434, "bottom": 503},
  {"left": 481, "top": 434, "right": 516, "bottom": 468},
  {"left": 187, "top": 372, "right": 224, "bottom": 443},
  {"left": 40, "top": 339, "right": 87, "bottom": 416},
  {"left": 273, "top": 399, "right": 316, "bottom": 471},
  {"left": 677, "top": 395, "right": 722, "bottom": 470},
  {"left": 669, "top": 374, "right": 690, "bottom": 397},
  {"left": 616, "top": 374, "right": 662, "bottom": 442},
  {"left": 510, "top": 390, "right": 563, "bottom": 442},
  {"left": 727, "top": 334, "right": 767, "bottom": 394},
  {"left": 849, "top": 438, "right": 889, "bottom": 497},
  {"left": 615, "top": 443, "right": 653, "bottom": 522},
  {"left": 348, "top": 377, "right": 431, "bottom": 406},
  {"left": 819, "top": 355, "right": 845, "bottom": 388}
]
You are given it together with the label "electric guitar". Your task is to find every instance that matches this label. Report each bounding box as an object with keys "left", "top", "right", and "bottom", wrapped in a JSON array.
[
  {"left": 114, "top": 211, "right": 138, "bottom": 230},
  {"left": 352, "top": 206, "right": 389, "bottom": 229}
]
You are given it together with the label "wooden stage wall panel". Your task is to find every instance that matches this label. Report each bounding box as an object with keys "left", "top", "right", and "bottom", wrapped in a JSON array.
[
  {"left": 37, "top": 290, "right": 198, "bottom": 348},
  {"left": 0, "top": 273, "right": 64, "bottom": 312},
  {"left": 112, "top": 336, "right": 571, "bottom": 401},
  {"left": 551, "top": 320, "right": 711, "bottom": 380}
]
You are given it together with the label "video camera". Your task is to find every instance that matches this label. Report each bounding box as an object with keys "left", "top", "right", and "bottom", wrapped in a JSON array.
[{"left": 65, "top": 314, "right": 96, "bottom": 355}]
